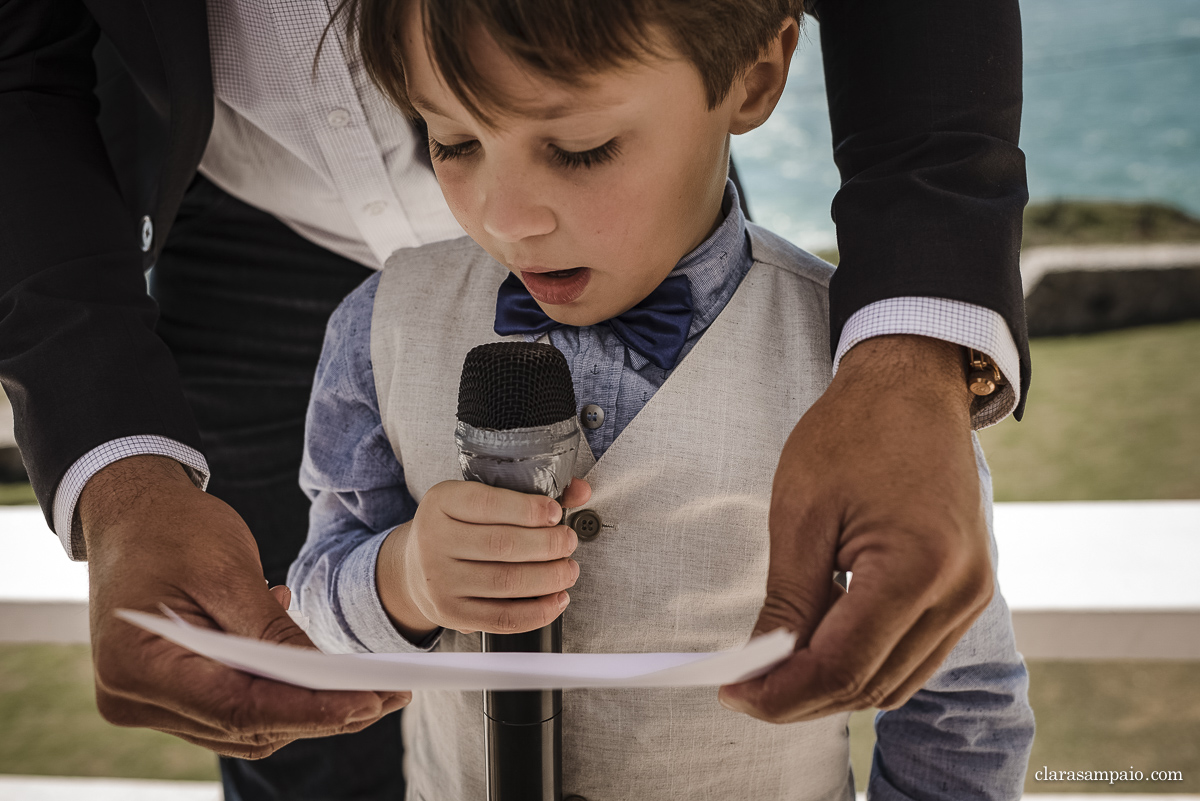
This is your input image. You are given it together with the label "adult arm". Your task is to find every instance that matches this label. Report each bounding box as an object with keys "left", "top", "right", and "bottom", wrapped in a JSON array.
[
  {"left": 0, "top": 0, "right": 405, "bottom": 756},
  {"left": 720, "top": 0, "right": 1028, "bottom": 723},
  {"left": 818, "top": 0, "right": 1030, "bottom": 409},
  {"left": 0, "top": 0, "right": 203, "bottom": 546}
]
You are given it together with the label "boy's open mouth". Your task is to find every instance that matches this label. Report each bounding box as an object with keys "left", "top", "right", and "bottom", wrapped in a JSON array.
[{"left": 520, "top": 267, "right": 592, "bottom": 306}]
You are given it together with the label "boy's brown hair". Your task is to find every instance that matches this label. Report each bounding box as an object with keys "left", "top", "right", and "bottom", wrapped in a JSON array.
[{"left": 334, "top": 0, "right": 805, "bottom": 125}]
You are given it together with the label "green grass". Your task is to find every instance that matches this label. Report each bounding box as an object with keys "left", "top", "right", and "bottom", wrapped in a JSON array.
[
  {"left": 979, "top": 319, "right": 1200, "bottom": 501},
  {"left": 1023, "top": 199, "right": 1200, "bottom": 249},
  {"left": 0, "top": 482, "right": 36, "bottom": 506},
  {"left": 0, "top": 644, "right": 218, "bottom": 781}
]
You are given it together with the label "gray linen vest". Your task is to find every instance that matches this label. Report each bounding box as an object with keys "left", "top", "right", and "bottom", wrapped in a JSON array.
[{"left": 372, "top": 226, "right": 854, "bottom": 801}]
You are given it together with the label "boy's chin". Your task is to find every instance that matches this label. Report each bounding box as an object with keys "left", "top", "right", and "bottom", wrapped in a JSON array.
[{"left": 540, "top": 303, "right": 611, "bottom": 329}]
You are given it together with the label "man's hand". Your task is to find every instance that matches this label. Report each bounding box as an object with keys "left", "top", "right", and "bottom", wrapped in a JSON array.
[
  {"left": 80, "top": 455, "right": 411, "bottom": 759},
  {"left": 719, "top": 335, "right": 994, "bottom": 722}
]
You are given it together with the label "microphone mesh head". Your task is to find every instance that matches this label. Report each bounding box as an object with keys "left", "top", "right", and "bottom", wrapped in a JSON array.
[{"left": 457, "top": 342, "right": 577, "bottom": 429}]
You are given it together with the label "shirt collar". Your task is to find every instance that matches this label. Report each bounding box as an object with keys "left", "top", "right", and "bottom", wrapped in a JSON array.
[{"left": 668, "top": 177, "right": 752, "bottom": 339}]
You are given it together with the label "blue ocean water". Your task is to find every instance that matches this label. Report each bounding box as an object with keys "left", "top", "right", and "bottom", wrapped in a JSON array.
[{"left": 730, "top": 0, "right": 1200, "bottom": 250}]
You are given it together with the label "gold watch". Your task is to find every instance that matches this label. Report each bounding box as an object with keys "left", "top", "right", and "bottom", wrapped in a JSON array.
[{"left": 967, "top": 348, "right": 1006, "bottom": 397}]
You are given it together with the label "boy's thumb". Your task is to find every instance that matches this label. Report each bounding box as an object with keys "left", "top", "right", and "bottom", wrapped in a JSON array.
[{"left": 268, "top": 584, "right": 292, "bottom": 610}]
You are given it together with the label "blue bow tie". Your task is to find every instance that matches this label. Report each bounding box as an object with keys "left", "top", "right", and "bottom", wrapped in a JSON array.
[{"left": 494, "top": 272, "right": 694, "bottom": 371}]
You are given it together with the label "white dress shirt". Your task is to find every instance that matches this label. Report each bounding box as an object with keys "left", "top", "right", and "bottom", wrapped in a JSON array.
[{"left": 51, "top": 0, "right": 1020, "bottom": 558}]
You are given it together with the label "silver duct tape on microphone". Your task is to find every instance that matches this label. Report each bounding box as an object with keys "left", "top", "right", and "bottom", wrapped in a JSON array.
[{"left": 455, "top": 417, "right": 581, "bottom": 498}]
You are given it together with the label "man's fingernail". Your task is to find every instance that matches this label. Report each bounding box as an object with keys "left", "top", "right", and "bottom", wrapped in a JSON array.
[
  {"left": 718, "top": 692, "right": 735, "bottom": 711},
  {"left": 557, "top": 591, "right": 570, "bottom": 608},
  {"left": 548, "top": 503, "right": 562, "bottom": 525}
]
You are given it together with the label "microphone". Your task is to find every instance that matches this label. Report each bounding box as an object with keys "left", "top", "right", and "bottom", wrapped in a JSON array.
[{"left": 456, "top": 341, "right": 581, "bottom": 801}]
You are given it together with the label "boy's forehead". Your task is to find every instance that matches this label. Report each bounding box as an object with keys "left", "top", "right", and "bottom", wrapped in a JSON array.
[
  {"left": 404, "top": 4, "right": 684, "bottom": 126},
  {"left": 408, "top": 87, "right": 623, "bottom": 124}
]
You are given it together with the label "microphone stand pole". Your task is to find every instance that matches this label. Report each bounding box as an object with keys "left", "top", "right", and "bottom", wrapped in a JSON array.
[{"left": 483, "top": 619, "right": 563, "bottom": 801}]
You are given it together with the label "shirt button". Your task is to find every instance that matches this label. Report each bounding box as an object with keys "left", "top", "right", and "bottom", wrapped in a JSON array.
[
  {"left": 567, "top": 510, "right": 602, "bottom": 541},
  {"left": 139, "top": 215, "right": 153, "bottom": 252},
  {"left": 326, "top": 108, "right": 351, "bottom": 128},
  {"left": 580, "top": 404, "right": 605, "bottom": 430},
  {"left": 363, "top": 200, "right": 388, "bottom": 216}
]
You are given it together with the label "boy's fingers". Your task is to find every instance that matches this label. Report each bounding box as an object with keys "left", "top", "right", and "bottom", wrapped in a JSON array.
[
  {"left": 447, "top": 524, "right": 578, "bottom": 562},
  {"left": 450, "top": 557, "right": 579, "bottom": 599},
  {"left": 268, "top": 584, "right": 292, "bottom": 609},
  {"left": 433, "top": 481, "right": 562, "bottom": 527},
  {"left": 457, "top": 592, "right": 571, "bottom": 634},
  {"left": 559, "top": 478, "right": 592, "bottom": 509}
]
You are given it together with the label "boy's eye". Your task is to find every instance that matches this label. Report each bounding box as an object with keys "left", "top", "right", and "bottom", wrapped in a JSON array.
[
  {"left": 428, "top": 138, "right": 479, "bottom": 162},
  {"left": 550, "top": 139, "right": 621, "bottom": 170},
  {"left": 428, "top": 137, "right": 621, "bottom": 170}
]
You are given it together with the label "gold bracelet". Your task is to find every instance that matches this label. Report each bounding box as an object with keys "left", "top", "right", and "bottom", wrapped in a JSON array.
[{"left": 967, "top": 348, "right": 1007, "bottom": 397}]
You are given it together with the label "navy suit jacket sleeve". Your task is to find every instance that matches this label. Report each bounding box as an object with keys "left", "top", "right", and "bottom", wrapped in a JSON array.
[
  {"left": 815, "top": 0, "right": 1030, "bottom": 416},
  {"left": 0, "top": 0, "right": 205, "bottom": 529}
]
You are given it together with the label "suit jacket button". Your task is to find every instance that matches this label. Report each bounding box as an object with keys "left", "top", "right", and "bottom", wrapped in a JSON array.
[
  {"left": 567, "top": 509, "right": 602, "bottom": 541},
  {"left": 139, "top": 215, "right": 153, "bottom": 252}
]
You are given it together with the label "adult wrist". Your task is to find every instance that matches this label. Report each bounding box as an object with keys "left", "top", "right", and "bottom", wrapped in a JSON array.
[
  {"left": 77, "top": 454, "right": 196, "bottom": 555},
  {"left": 836, "top": 334, "right": 973, "bottom": 418}
]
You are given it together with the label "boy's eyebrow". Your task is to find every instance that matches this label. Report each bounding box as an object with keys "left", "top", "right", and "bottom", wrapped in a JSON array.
[{"left": 409, "top": 90, "right": 607, "bottom": 122}]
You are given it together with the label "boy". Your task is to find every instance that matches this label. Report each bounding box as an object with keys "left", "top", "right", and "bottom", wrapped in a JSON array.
[{"left": 290, "top": 1, "right": 1035, "bottom": 798}]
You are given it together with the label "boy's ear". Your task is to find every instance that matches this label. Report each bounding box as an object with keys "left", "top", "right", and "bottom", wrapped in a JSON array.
[{"left": 729, "top": 18, "right": 801, "bottom": 135}]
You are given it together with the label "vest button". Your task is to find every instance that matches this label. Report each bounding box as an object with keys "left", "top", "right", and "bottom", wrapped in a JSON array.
[
  {"left": 567, "top": 509, "right": 602, "bottom": 541},
  {"left": 580, "top": 403, "right": 605, "bottom": 430}
]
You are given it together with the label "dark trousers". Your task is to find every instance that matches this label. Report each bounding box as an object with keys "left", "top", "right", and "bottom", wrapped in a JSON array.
[{"left": 150, "top": 175, "right": 405, "bottom": 801}]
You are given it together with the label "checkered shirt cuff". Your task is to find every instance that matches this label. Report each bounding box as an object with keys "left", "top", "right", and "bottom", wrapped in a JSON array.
[
  {"left": 834, "top": 298, "right": 1022, "bottom": 430},
  {"left": 53, "top": 437, "right": 210, "bottom": 561}
]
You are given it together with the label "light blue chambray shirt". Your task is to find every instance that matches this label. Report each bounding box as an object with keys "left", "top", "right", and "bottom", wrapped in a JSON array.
[{"left": 290, "top": 180, "right": 1034, "bottom": 800}]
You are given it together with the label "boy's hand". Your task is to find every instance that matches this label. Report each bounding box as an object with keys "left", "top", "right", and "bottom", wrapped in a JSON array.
[
  {"left": 378, "top": 479, "right": 591, "bottom": 640},
  {"left": 719, "top": 335, "right": 993, "bottom": 722}
]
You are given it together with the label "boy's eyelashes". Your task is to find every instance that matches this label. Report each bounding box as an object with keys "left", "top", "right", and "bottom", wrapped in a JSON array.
[
  {"left": 550, "top": 138, "right": 621, "bottom": 170},
  {"left": 427, "top": 137, "right": 621, "bottom": 170}
]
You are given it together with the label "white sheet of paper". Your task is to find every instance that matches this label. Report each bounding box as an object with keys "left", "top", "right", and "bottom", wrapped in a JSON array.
[{"left": 117, "top": 610, "right": 796, "bottom": 691}]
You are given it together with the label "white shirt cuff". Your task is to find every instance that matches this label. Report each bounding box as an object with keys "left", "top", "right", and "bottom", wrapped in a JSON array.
[
  {"left": 53, "top": 436, "right": 210, "bottom": 561},
  {"left": 333, "top": 530, "right": 443, "bottom": 654},
  {"left": 834, "top": 297, "right": 1022, "bottom": 430}
]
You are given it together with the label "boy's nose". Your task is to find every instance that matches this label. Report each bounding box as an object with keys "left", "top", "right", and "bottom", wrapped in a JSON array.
[{"left": 480, "top": 181, "right": 556, "bottom": 243}]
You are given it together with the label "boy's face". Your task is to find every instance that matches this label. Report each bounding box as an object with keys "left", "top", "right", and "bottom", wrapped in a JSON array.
[{"left": 402, "top": 13, "right": 755, "bottom": 327}]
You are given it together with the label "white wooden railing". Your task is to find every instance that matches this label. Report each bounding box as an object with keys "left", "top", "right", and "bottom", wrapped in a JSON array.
[{"left": 2, "top": 501, "right": 1198, "bottom": 657}]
